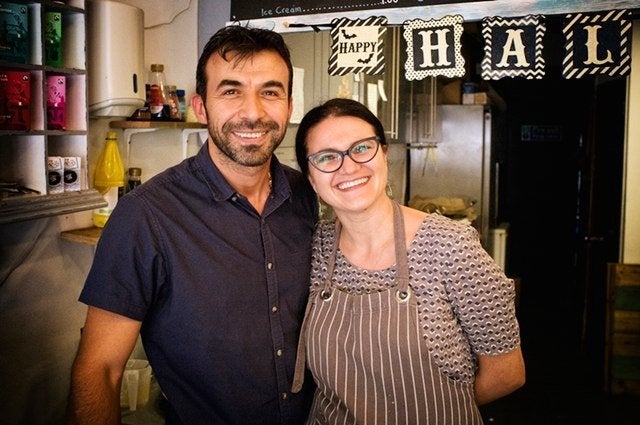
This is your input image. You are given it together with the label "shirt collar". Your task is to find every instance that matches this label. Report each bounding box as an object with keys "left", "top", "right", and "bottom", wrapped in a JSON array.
[{"left": 193, "top": 142, "right": 292, "bottom": 203}]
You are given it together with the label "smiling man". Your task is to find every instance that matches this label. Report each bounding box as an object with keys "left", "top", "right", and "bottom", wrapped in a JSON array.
[{"left": 67, "top": 26, "right": 318, "bottom": 425}]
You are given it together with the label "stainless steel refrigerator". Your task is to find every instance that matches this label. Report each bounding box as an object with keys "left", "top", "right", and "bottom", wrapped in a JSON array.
[{"left": 403, "top": 104, "right": 503, "bottom": 248}]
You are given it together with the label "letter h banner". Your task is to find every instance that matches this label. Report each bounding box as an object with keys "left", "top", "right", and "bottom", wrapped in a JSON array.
[{"left": 403, "top": 15, "right": 465, "bottom": 81}]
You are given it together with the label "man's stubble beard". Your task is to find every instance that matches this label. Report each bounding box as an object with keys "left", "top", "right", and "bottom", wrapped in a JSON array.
[{"left": 206, "top": 115, "right": 285, "bottom": 167}]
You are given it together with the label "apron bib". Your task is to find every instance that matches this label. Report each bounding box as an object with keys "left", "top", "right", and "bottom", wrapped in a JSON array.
[{"left": 295, "top": 202, "right": 483, "bottom": 425}]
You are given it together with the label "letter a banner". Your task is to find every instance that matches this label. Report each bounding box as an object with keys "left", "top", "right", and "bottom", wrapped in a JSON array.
[
  {"left": 403, "top": 15, "right": 465, "bottom": 80},
  {"left": 481, "top": 15, "right": 546, "bottom": 80},
  {"left": 562, "top": 9, "right": 632, "bottom": 79},
  {"left": 328, "top": 16, "right": 388, "bottom": 76}
]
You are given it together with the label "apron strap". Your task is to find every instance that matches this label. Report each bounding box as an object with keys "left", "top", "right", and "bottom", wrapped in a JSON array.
[
  {"left": 292, "top": 220, "right": 341, "bottom": 393},
  {"left": 291, "top": 292, "right": 314, "bottom": 393},
  {"left": 321, "top": 219, "right": 341, "bottom": 295},
  {"left": 392, "top": 201, "right": 411, "bottom": 300}
]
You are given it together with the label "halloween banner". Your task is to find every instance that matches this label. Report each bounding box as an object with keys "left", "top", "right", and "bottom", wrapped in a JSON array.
[
  {"left": 402, "top": 15, "right": 465, "bottom": 80},
  {"left": 562, "top": 9, "right": 632, "bottom": 79},
  {"left": 326, "top": 9, "right": 631, "bottom": 81},
  {"left": 328, "top": 16, "right": 388, "bottom": 76},
  {"left": 481, "top": 15, "right": 546, "bottom": 80}
]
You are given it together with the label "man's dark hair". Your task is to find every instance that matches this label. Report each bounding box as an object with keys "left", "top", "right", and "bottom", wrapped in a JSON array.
[{"left": 196, "top": 25, "right": 293, "bottom": 103}]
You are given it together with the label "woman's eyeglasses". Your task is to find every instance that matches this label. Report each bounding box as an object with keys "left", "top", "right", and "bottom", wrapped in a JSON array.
[{"left": 307, "top": 136, "right": 381, "bottom": 173}]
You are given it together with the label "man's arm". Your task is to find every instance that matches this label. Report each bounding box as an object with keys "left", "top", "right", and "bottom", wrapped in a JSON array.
[
  {"left": 66, "top": 306, "right": 142, "bottom": 425},
  {"left": 474, "top": 346, "right": 526, "bottom": 405}
]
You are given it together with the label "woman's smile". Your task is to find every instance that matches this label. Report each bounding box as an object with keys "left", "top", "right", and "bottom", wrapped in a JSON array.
[{"left": 336, "top": 176, "right": 369, "bottom": 190}]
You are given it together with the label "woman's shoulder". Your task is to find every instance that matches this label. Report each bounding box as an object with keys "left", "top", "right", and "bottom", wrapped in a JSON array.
[
  {"left": 415, "top": 210, "right": 480, "bottom": 242},
  {"left": 312, "top": 219, "right": 338, "bottom": 248}
]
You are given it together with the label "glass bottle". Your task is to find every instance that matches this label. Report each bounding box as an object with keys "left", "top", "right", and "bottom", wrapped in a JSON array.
[
  {"left": 149, "top": 64, "right": 170, "bottom": 120},
  {"left": 167, "top": 85, "right": 180, "bottom": 121},
  {"left": 93, "top": 132, "right": 125, "bottom": 228},
  {"left": 127, "top": 167, "right": 142, "bottom": 192},
  {"left": 176, "top": 89, "right": 186, "bottom": 121}
]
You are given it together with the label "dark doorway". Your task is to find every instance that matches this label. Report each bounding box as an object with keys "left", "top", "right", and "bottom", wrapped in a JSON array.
[
  {"left": 574, "top": 76, "right": 626, "bottom": 387},
  {"left": 492, "top": 72, "right": 624, "bottom": 377},
  {"left": 479, "top": 30, "right": 628, "bottom": 425}
]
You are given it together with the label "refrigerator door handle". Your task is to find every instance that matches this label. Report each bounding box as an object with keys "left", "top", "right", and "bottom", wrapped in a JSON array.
[{"left": 494, "top": 161, "right": 500, "bottom": 221}]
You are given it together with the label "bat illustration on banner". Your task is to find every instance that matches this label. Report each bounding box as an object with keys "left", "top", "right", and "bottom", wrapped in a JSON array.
[
  {"left": 341, "top": 29, "right": 357, "bottom": 39},
  {"left": 358, "top": 53, "right": 374, "bottom": 64},
  {"left": 329, "top": 16, "right": 388, "bottom": 76}
]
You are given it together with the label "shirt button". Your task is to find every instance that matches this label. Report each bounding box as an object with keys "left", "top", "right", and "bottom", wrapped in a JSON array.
[
  {"left": 267, "top": 263, "right": 273, "bottom": 270},
  {"left": 282, "top": 392, "right": 288, "bottom": 400},
  {"left": 276, "top": 349, "right": 283, "bottom": 357},
  {"left": 231, "top": 195, "right": 238, "bottom": 202},
  {"left": 272, "top": 306, "right": 278, "bottom": 313}
]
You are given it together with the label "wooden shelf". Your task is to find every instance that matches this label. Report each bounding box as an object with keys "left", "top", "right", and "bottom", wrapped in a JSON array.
[
  {"left": 110, "top": 120, "right": 208, "bottom": 161},
  {"left": 0, "top": 189, "right": 107, "bottom": 225},
  {"left": 60, "top": 225, "right": 102, "bottom": 245}
]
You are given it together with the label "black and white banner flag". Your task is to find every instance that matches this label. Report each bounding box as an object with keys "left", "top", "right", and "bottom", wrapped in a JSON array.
[
  {"left": 402, "top": 15, "right": 465, "bottom": 81},
  {"left": 328, "top": 16, "right": 387, "bottom": 76},
  {"left": 562, "top": 9, "right": 632, "bottom": 79},
  {"left": 481, "top": 15, "right": 546, "bottom": 80}
]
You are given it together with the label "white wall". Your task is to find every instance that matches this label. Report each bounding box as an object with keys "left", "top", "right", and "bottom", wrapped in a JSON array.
[
  {"left": 121, "top": 0, "right": 198, "bottom": 96},
  {"left": 622, "top": 21, "right": 640, "bottom": 263}
]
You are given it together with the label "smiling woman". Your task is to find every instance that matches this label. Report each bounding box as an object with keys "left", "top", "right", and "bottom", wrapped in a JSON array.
[{"left": 292, "top": 98, "right": 525, "bottom": 424}]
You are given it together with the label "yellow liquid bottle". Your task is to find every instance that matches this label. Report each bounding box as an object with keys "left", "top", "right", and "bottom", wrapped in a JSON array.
[{"left": 93, "top": 131, "right": 125, "bottom": 228}]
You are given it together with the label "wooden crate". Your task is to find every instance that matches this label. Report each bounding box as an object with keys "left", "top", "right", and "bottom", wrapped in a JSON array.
[{"left": 605, "top": 263, "right": 640, "bottom": 396}]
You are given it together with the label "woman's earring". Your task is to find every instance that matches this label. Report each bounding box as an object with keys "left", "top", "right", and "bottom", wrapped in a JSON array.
[{"left": 386, "top": 183, "right": 393, "bottom": 198}]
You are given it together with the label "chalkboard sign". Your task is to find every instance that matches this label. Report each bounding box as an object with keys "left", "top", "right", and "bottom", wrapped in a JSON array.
[{"left": 230, "top": 0, "right": 491, "bottom": 22}]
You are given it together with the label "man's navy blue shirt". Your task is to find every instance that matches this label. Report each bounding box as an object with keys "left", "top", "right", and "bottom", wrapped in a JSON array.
[{"left": 80, "top": 144, "right": 317, "bottom": 424}]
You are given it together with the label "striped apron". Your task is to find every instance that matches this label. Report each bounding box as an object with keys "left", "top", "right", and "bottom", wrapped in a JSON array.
[{"left": 293, "top": 201, "right": 483, "bottom": 425}]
